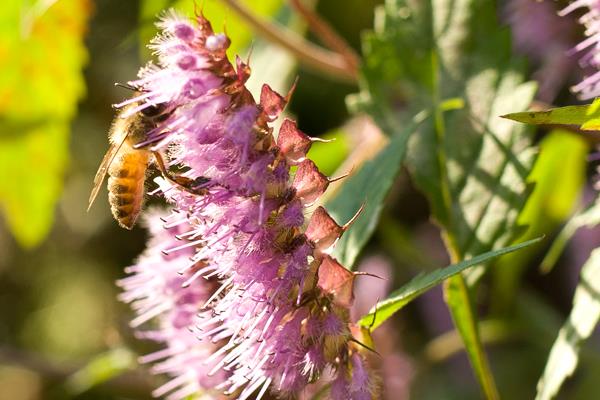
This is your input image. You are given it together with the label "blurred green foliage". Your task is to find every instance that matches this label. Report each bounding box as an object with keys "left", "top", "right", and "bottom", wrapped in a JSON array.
[
  {"left": 0, "top": 0, "right": 90, "bottom": 248},
  {"left": 537, "top": 248, "right": 600, "bottom": 400},
  {"left": 542, "top": 193, "right": 600, "bottom": 274},
  {"left": 65, "top": 347, "right": 136, "bottom": 394}
]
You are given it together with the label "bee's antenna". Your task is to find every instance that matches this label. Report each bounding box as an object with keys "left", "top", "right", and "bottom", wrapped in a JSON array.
[{"left": 114, "top": 82, "right": 138, "bottom": 92}]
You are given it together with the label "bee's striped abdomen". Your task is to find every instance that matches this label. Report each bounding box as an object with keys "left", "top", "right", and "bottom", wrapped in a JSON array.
[{"left": 107, "top": 147, "right": 150, "bottom": 229}]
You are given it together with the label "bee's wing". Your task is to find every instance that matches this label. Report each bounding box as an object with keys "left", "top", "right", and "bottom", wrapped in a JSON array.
[{"left": 87, "top": 135, "right": 128, "bottom": 211}]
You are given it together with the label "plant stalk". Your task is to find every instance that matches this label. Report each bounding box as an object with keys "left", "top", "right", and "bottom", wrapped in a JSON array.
[{"left": 221, "top": 0, "right": 358, "bottom": 83}]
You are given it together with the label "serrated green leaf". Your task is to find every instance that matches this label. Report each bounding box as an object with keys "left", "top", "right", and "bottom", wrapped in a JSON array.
[
  {"left": 536, "top": 248, "right": 600, "bottom": 400},
  {"left": 353, "top": 0, "right": 537, "bottom": 266},
  {"left": 359, "top": 237, "right": 542, "bottom": 330},
  {"left": 351, "top": 1, "right": 538, "bottom": 397},
  {"left": 0, "top": 0, "right": 90, "bottom": 248},
  {"left": 503, "top": 98, "right": 600, "bottom": 131},
  {"left": 326, "top": 116, "right": 422, "bottom": 269}
]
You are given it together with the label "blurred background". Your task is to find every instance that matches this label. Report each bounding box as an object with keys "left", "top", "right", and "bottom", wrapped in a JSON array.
[{"left": 1, "top": 0, "right": 600, "bottom": 399}]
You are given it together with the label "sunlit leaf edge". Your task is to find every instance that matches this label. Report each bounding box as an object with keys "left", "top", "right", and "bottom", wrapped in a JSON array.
[
  {"left": 535, "top": 247, "right": 600, "bottom": 400},
  {"left": 502, "top": 100, "right": 600, "bottom": 131},
  {"left": 359, "top": 236, "right": 544, "bottom": 330},
  {"left": 327, "top": 114, "right": 425, "bottom": 269}
]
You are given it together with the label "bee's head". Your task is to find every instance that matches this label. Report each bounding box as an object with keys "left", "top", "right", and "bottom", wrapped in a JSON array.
[
  {"left": 113, "top": 84, "right": 171, "bottom": 120},
  {"left": 140, "top": 102, "right": 172, "bottom": 122},
  {"left": 141, "top": 103, "right": 166, "bottom": 117}
]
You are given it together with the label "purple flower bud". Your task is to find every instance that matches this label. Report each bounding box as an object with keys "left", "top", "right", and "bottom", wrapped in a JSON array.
[
  {"left": 205, "top": 34, "right": 229, "bottom": 52},
  {"left": 176, "top": 54, "right": 197, "bottom": 70},
  {"left": 173, "top": 23, "right": 195, "bottom": 42}
]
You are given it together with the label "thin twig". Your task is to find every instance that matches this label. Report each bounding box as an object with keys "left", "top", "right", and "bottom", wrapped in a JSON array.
[
  {"left": 220, "top": 0, "right": 358, "bottom": 83},
  {"left": 289, "top": 0, "right": 360, "bottom": 71}
]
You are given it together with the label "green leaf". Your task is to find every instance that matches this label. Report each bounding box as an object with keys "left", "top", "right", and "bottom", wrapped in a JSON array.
[
  {"left": 351, "top": 1, "right": 538, "bottom": 397},
  {"left": 353, "top": 0, "right": 537, "bottom": 264},
  {"left": 0, "top": 0, "right": 90, "bottom": 247},
  {"left": 140, "top": 0, "right": 284, "bottom": 60},
  {"left": 536, "top": 248, "right": 600, "bottom": 400},
  {"left": 359, "top": 237, "right": 543, "bottom": 330},
  {"left": 541, "top": 193, "right": 600, "bottom": 273},
  {"left": 326, "top": 115, "right": 423, "bottom": 269},
  {"left": 493, "top": 130, "right": 588, "bottom": 310},
  {"left": 519, "top": 131, "right": 588, "bottom": 222},
  {"left": 0, "top": 124, "right": 70, "bottom": 248},
  {"left": 66, "top": 347, "right": 136, "bottom": 394},
  {"left": 503, "top": 99, "right": 600, "bottom": 131},
  {"left": 444, "top": 274, "right": 498, "bottom": 398}
]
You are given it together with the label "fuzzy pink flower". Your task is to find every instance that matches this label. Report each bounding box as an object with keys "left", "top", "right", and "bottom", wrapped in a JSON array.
[
  {"left": 119, "top": 10, "right": 377, "bottom": 400},
  {"left": 504, "top": 0, "right": 576, "bottom": 102},
  {"left": 118, "top": 209, "right": 225, "bottom": 400},
  {"left": 560, "top": 0, "right": 600, "bottom": 99}
]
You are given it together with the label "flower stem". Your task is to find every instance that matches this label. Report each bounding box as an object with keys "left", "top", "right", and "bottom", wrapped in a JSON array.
[
  {"left": 220, "top": 0, "right": 358, "bottom": 83},
  {"left": 289, "top": 0, "right": 360, "bottom": 71}
]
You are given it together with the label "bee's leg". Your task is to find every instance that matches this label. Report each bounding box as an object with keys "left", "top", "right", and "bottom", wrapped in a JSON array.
[{"left": 152, "top": 151, "right": 207, "bottom": 195}]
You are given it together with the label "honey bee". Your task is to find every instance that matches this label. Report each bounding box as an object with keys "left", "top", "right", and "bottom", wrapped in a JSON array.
[{"left": 88, "top": 100, "right": 174, "bottom": 229}]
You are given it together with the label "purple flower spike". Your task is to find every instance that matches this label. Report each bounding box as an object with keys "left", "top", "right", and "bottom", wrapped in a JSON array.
[
  {"left": 118, "top": 209, "right": 225, "bottom": 400},
  {"left": 560, "top": 0, "right": 600, "bottom": 99},
  {"left": 118, "top": 10, "right": 378, "bottom": 400}
]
